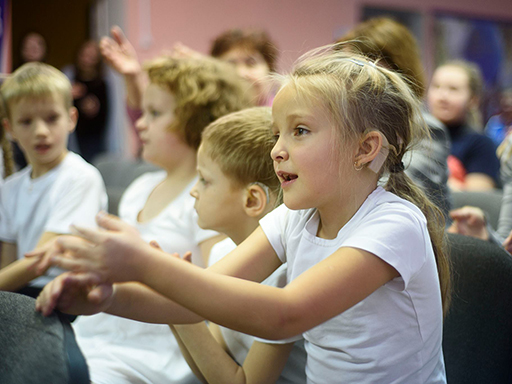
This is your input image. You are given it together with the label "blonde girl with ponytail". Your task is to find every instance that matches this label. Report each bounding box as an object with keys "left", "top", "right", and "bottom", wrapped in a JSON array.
[{"left": 38, "top": 46, "right": 450, "bottom": 384}]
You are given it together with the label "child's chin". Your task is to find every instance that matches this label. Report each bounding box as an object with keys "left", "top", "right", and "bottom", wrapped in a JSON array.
[{"left": 282, "top": 198, "right": 307, "bottom": 211}]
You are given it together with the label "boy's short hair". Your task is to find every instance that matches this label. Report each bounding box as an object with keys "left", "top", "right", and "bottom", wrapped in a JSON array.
[
  {"left": 210, "top": 29, "right": 278, "bottom": 72},
  {"left": 1, "top": 62, "right": 72, "bottom": 118},
  {"left": 143, "top": 56, "right": 251, "bottom": 150},
  {"left": 201, "top": 107, "right": 280, "bottom": 196}
]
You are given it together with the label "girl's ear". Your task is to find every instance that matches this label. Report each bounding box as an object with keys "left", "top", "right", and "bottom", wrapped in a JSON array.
[
  {"left": 243, "top": 184, "right": 268, "bottom": 218},
  {"left": 354, "top": 131, "right": 383, "bottom": 167}
]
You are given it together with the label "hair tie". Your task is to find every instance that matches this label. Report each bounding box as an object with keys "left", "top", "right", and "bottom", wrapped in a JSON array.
[{"left": 389, "top": 161, "right": 405, "bottom": 174}]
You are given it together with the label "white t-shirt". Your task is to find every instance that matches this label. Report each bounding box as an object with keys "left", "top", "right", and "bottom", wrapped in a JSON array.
[
  {"left": 260, "top": 187, "right": 446, "bottom": 384},
  {"left": 209, "top": 238, "right": 307, "bottom": 384},
  {"left": 73, "top": 172, "right": 218, "bottom": 384},
  {"left": 0, "top": 152, "right": 107, "bottom": 287}
]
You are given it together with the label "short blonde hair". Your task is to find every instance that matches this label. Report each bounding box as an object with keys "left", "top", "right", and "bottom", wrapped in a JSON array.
[
  {"left": 1, "top": 62, "right": 72, "bottom": 119},
  {"left": 201, "top": 107, "right": 280, "bottom": 198},
  {"left": 144, "top": 56, "right": 251, "bottom": 150}
]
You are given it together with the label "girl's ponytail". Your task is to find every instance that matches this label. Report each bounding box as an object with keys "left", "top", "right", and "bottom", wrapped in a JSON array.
[
  {"left": 385, "top": 165, "right": 451, "bottom": 316},
  {"left": 0, "top": 127, "right": 14, "bottom": 179}
]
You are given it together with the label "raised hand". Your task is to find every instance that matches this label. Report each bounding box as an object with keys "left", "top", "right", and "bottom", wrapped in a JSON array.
[{"left": 100, "top": 25, "right": 141, "bottom": 76}]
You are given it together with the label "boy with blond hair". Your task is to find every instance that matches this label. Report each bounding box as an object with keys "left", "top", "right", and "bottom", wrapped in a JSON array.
[
  {"left": 172, "top": 107, "right": 307, "bottom": 384},
  {"left": 0, "top": 62, "right": 107, "bottom": 297}
]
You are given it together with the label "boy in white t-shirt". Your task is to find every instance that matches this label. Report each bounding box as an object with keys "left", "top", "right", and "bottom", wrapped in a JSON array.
[
  {"left": 171, "top": 107, "right": 307, "bottom": 384},
  {"left": 0, "top": 62, "right": 107, "bottom": 298}
]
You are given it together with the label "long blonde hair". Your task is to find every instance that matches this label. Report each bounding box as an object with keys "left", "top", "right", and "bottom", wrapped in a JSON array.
[{"left": 281, "top": 46, "right": 451, "bottom": 315}]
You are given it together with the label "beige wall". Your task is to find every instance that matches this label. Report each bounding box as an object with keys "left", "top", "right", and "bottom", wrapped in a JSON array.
[{"left": 124, "top": 0, "right": 512, "bottom": 73}]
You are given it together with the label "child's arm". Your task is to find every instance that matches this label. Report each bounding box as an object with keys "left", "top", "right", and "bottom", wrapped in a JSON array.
[
  {"left": 0, "top": 232, "right": 59, "bottom": 291},
  {"left": 172, "top": 322, "right": 294, "bottom": 384},
  {"left": 99, "top": 26, "right": 146, "bottom": 110},
  {"left": 0, "top": 241, "right": 16, "bottom": 269},
  {"left": 170, "top": 324, "right": 209, "bottom": 384},
  {"left": 199, "top": 234, "right": 226, "bottom": 267},
  {"left": 47, "top": 214, "right": 398, "bottom": 340}
]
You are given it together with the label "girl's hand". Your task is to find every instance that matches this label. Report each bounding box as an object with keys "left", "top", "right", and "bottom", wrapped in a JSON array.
[
  {"left": 447, "top": 206, "right": 489, "bottom": 241},
  {"left": 35, "top": 272, "right": 113, "bottom": 317},
  {"left": 50, "top": 213, "right": 149, "bottom": 283},
  {"left": 25, "top": 236, "right": 80, "bottom": 276},
  {"left": 99, "top": 25, "right": 141, "bottom": 76}
]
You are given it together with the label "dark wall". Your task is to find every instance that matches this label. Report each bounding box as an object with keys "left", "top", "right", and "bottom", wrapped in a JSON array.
[{"left": 12, "top": 0, "right": 92, "bottom": 70}]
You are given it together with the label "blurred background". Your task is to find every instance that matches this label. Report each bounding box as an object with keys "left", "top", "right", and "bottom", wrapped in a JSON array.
[{"left": 3, "top": 0, "right": 512, "bottom": 157}]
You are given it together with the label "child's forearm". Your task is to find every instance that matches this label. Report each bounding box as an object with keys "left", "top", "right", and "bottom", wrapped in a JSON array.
[
  {"left": 135, "top": 247, "right": 295, "bottom": 340},
  {"left": 172, "top": 322, "right": 247, "bottom": 384},
  {"left": 124, "top": 71, "right": 147, "bottom": 110},
  {"left": 0, "top": 258, "right": 40, "bottom": 291},
  {"left": 170, "top": 325, "right": 208, "bottom": 384},
  {"left": 105, "top": 282, "right": 205, "bottom": 324}
]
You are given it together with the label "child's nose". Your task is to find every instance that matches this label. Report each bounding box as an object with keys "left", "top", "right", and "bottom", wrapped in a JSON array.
[
  {"left": 189, "top": 182, "right": 199, "bottom": 199},
  {"left": 271, "top": 141, "right": 287, "bottom": 162},
  {"left": 34, "top": 121, "right": 50, "bottom": 136},
  {"left": 135, "top": 116, "right": 147, "bottom": 132}
]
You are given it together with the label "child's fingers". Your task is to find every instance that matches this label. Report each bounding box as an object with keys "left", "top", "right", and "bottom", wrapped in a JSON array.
[
  {"left": 110, "top": 25, "right": 125, "bottom": 45},
  {"left": 51, "top": 256, "right": 96, "bottom": 274},
  {"left": 69, "top": 225, "right": 109, "bottom": 245},
  {"left": 149, "top": 240, "right": 162, "bottom": 250},
  {"left": 95, "top": 211, "right": 131, "bottom": 232},
  {"left": 183, "top": 251, "right": 193, "bottom": 264},
  {"left": 25, "top": 249, "right": 45, "bottom": 258},
  {"left": 88, "top": 283, "right": 113, "bottom": 304}
]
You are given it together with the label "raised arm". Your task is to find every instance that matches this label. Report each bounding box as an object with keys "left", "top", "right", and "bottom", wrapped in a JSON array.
[{"left": 100, "top": 25, "right": 146, "bottom": 109}]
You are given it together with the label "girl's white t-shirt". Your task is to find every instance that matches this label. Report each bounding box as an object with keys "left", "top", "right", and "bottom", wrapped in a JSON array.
[
  {"left": 259, "top": 187, "right": 446, "bottom": 384},
  {"left": 73, "top": 172, "right": 218, "bottom": 384}
]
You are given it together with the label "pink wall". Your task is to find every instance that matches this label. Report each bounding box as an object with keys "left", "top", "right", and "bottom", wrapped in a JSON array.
[{"left": 125, "top": 0, "right": 512, "bottom": 73}]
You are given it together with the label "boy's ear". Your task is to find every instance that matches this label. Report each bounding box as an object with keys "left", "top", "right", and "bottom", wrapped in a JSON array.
[
  {"left": 2, "top": 118, "right": 16, "bottom": 141},
  {"left": 68, "top": 107, "right": 78, "bottom": 133},
  {"left": 243, "top": 184, "right": 268, "bottom": 218},
  {"left": 354, "top": 131, "right": 383, "bottom": 166}
]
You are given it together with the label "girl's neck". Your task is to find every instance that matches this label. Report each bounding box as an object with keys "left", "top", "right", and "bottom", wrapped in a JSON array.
[
  {"left": 158, "top": 147, "right": 198, "bottom": 182},
  {"left": 316, "top": 181, "right": 377, "bottom": 240}
]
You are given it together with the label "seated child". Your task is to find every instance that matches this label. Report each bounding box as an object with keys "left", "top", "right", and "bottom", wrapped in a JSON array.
[
  {"left": 42, "top": 55, "right": 250, "bottom": 384},
  {"left": 172, "top": 107, "right": 307, "bottom": 384},
  {"left": 428, "top": 60, "right": 500, "bottom": 191},
  {"left": 37, "top": 48, "right": 450, "bottom": 383},
  {"left": 0, "top": 62, "right": 107, "bottom": 297}
]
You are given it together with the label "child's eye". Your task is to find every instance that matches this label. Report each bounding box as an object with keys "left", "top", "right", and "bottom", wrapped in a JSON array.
[
  {"left": 294, "top": 126, "right": 309, "bottom": 136},
  {"left": 246, "top": 57, "right": 257, "bottom": 67},
  {"left": 19, "top": 118, "right": 31, "bottom": 126},
  {"left": 272, "top": 133, "right": 280, "bottom": 142},
  {"left": 150, "top": 110, "right": 160, "bottom": 117},
  {"left": 46, "top": 114, "right": 59, "bottom": 123},
  {"left": 199, "top": 176, "right": 209, "bottom": 186}
]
